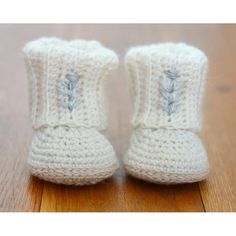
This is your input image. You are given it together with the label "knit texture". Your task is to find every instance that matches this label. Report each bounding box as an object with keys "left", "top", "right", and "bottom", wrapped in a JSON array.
[
  {"left": 124, "top": 43, "right": 209, "bottom": 184},
  {"left": 23, "top": 37, "right": 119, "bottom": 185}
]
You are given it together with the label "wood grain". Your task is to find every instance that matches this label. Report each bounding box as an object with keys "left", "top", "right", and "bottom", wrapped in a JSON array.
[{"left": 0, "top": 24, "right": 235, "bottom": 212}]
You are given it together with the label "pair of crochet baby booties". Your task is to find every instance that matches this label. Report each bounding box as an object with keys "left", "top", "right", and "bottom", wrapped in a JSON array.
[{"left": 23, "top": 37, "right": 209, "bottom": 185}]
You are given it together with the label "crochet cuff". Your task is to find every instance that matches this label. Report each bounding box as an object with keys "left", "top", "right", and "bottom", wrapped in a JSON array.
[
  {"left": 23, "top": 37, "right": 119, "bottom": 130},
  {"left": 125, "top": 43, "right": 208, "bottom": 132}
]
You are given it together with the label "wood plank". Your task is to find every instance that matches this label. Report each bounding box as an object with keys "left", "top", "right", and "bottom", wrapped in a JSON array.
[
  {"left": 0, "top": 25, "right": 45, "bottom": 211},
  {"left": 199, "top": 25, "right": 236, "bottom": 211}
]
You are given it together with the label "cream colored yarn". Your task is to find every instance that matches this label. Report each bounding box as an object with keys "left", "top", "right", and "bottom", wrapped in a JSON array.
[
  {"left": 23, "top": 37, "right": 119, "bottom": 185},
  {"left": 124, "top": 43, "right": 209, "bottom": 184}
]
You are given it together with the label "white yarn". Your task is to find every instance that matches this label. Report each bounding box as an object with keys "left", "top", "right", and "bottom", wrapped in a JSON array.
[
  {"left": 23, "top": 37, "right": 119, "bottom": 185},
  {"left": 124, "top": 43, "right": 209, "bottom": 184}
]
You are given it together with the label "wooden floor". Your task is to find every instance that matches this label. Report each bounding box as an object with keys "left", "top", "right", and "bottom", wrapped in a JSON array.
[{"left": 0, "top": 24, "right": 236, "bottom": 212}]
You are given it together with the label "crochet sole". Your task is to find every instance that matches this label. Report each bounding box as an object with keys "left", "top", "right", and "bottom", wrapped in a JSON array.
[
  {"left": 29, "top": 162, "right": 119, "bottom": 185},
  {"left": 125, "top": 162, "right": 209, "bottom": 184}
]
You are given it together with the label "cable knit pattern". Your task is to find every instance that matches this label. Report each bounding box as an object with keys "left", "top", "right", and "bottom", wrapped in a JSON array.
[
  {"left": 124, "top": 43, "right": 209, "bottom": 184},
  {"left": 23, "top": 37, "right": 119, "bottom": 185}
]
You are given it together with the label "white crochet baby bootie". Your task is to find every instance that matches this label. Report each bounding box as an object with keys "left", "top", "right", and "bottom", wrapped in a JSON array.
[
  {"left": 124, "top": 43, "right": 209, "bottom": 184},
  {"left": 23, "top": 37, "right": 119, "bottom": 185}
]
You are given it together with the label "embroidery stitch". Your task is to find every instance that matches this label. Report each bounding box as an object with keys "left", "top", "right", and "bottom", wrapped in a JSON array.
[
  {"left": 160, "top": 67, "right": 182, "bottom": 116},
  {"left": 61, "top": 72, "right": 78, "bottom": 112}
]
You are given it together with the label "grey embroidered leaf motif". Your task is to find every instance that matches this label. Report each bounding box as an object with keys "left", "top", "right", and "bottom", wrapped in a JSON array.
[
  {"left": 61, "top": 72, "right": 79, "bottom": 112},
  {"left": 165, "top": 68, "right": 179, "bottom": 80},
  {"left": 159, "top": 67, "right": 183, "bottom": 116},
  {"left": 168, "top": 103, "right": 178, "bottom": 115}
]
